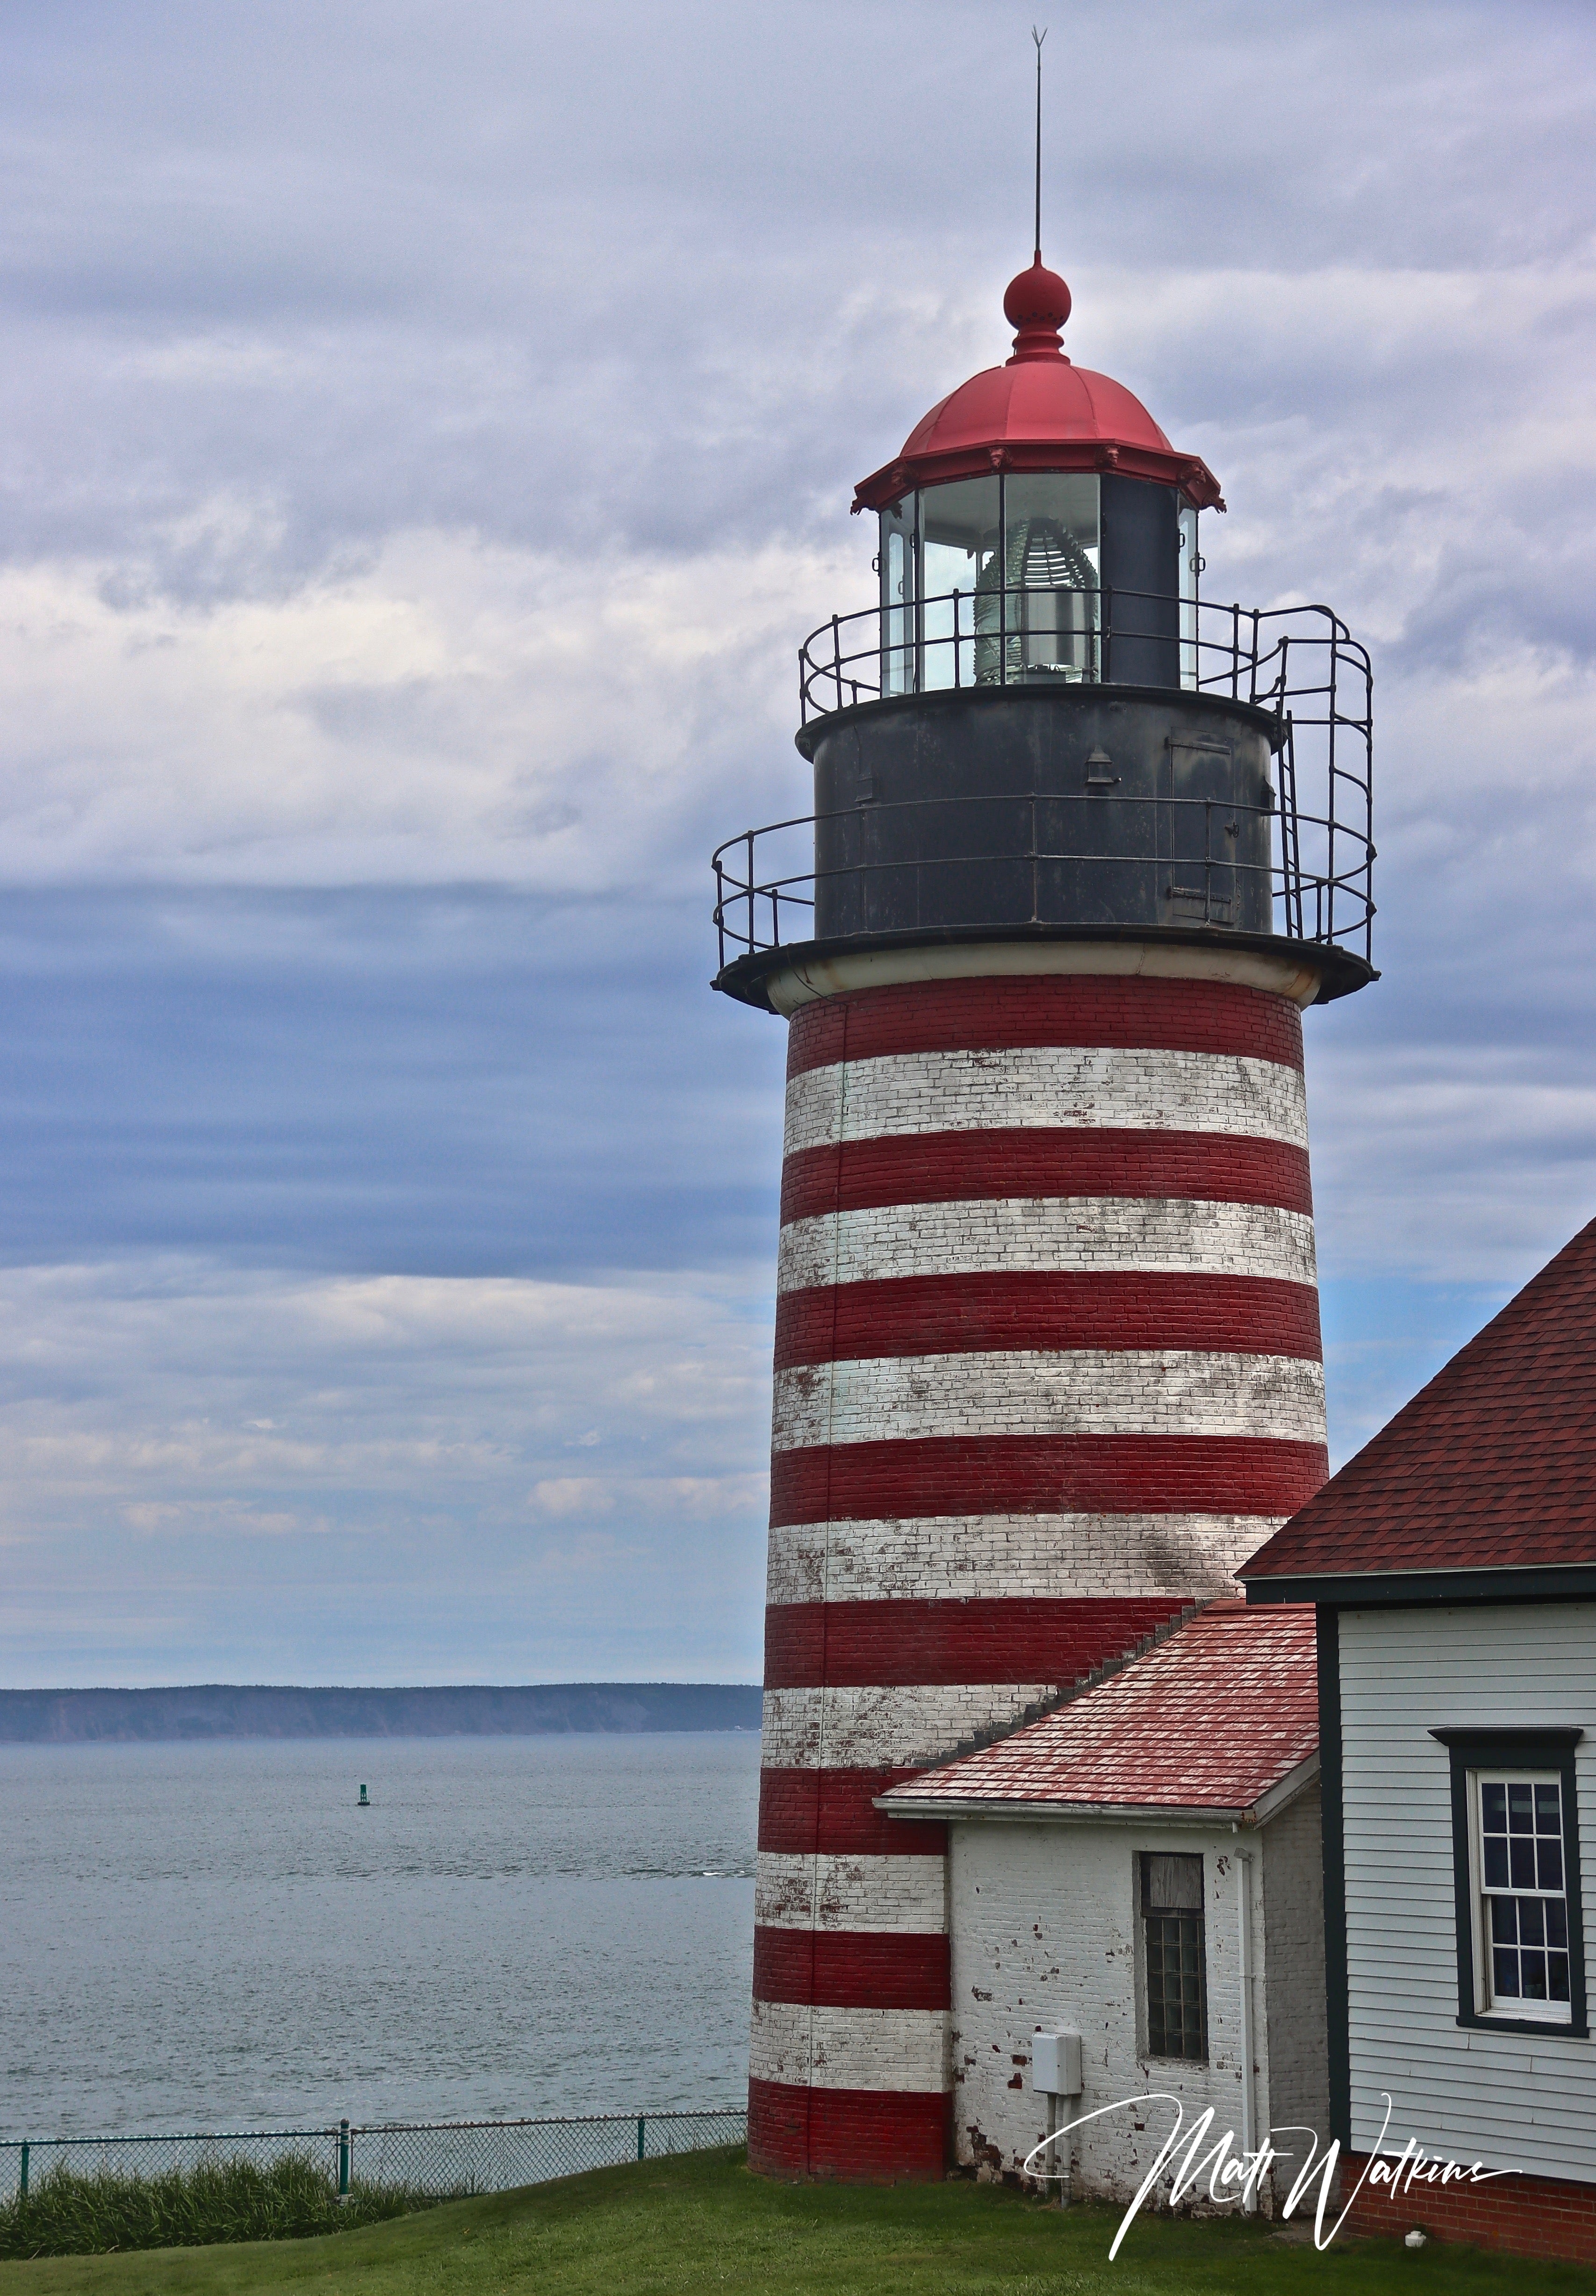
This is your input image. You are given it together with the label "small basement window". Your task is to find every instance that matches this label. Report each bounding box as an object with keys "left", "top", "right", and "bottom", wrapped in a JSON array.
[{"left": 1142, "top": 1851, "right": 1208, "bottom": 2061}]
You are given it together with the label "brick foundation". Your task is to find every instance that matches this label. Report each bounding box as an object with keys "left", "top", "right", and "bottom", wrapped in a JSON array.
[
  {"left": 1343, "top": 2151, "right": 1596, "bottom": 2265},
  {"left": 748, "top": 2077, "right": 950, "bottom": 2181}
]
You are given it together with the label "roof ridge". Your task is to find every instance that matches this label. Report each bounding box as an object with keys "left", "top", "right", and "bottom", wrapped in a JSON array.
[
  {"left": 885, "top": 1598, "right": 1319, "bottom": 1814},
  {"left": 1243, "top": 1214, "right": 1596, "bottom": 1584}
]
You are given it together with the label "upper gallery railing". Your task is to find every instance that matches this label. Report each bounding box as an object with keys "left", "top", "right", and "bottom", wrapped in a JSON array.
[{"left": 711, "top": 590, "right": 1373, "bottom": 973}]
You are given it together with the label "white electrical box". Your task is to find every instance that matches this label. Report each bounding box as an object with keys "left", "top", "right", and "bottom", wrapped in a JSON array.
[{"left": 1031, "top": 2028, "right": 1082, "bottom": 2096}]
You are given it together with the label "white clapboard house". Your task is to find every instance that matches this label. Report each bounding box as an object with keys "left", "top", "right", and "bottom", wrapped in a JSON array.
[
  {"left": 1242, "top": 1216, "right": 1596, "bottom": 2266},
  {"left": 880, "top": 1599, "right": 1328, "bottom": 2209}
]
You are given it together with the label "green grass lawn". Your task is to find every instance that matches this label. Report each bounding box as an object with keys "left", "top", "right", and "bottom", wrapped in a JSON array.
[{"left": 2, "top": 2146, "right": 1589, "bottom": 2296}]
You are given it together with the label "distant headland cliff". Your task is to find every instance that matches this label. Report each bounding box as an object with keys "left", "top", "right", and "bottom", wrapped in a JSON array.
[{"left": 0, "top": 1682, "right": 762, "bottom": 1743}]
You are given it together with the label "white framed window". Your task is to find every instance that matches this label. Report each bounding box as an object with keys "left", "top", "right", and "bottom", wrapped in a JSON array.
[
  {"left": 1432, "top": 1727, "right": 1587, "bottom": 2040},
  {"left": 1470, "top": 1771, "right": 1572, "bottom": 2021}
]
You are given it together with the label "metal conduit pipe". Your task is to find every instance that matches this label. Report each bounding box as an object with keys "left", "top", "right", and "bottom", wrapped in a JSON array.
[{"left": 1236, "top": 1849, "right": 1258, "bottom": 2215}]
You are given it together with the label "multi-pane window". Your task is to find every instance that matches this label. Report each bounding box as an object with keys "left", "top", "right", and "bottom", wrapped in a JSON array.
[
  {"left": 1142, "top": 1852, "right": 1207, "bottom": 2061},
  {"left": 1436, "top": 1727, "right": 1587, "bottom": 2037},
  {"left": 1476, "top": 1773, "right": 1571, "bottom": 2017}
]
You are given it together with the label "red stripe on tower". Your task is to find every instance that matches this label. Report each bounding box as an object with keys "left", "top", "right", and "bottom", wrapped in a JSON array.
[
  {"left": 774, "top": 1270, "right": 1323, "bottom": 1368},
  {"left": 780, "top": 1129, "right": 1315, "bottom": 1225},
  {"left": 781, "top": 974, "right": 1308, "bottom": 1077},
  {"left": 748, "top": 970, "right": 1330, "bottom": 2181}
]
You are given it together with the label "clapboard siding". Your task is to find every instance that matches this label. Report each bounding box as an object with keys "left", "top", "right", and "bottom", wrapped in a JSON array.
[{"left": 1339, "top": 1605, "right": 1596, "bottom": 2180}]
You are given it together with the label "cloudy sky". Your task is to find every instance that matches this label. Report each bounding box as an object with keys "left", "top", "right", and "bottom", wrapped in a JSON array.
[{"left": 1, "top": 0, "right": 1593, "bottom": 1686}]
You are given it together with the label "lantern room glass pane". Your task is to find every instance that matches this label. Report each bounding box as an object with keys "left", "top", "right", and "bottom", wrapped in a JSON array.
[
  {"left": 920, "top": 476, "right": 1000, "bottom": 690},
  {"left": 1001, "top": 474, "right": 1100, "bottom": 684},
  {"left": 878, "top": 497, "right": 915, "bottom": 697},
  {"left": 1179, "top": 502, "right": 1200, "bottom": 690}
]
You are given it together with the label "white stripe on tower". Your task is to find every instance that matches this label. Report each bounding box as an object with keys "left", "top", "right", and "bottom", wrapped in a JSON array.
[
  {"left": 749, "top": 972, "right": 1329, "bottom": 2183},
  {"left": 782, "top": 1044, "right": 1308, "bottom": 1152},
  {"left": 772, "top": 1351, "right": 1328, "bottom": 1449},
  {"left": 766, "top": 1513, "right": 1280, "bottom": 1605},
  {"left": 776, "top": 1197, "right": 1318, "bottom": 1292}
]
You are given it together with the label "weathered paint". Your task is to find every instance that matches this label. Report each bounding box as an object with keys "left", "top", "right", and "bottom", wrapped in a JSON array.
[
  {"left": 771, "top": 1350, "right": 1327, "bottom": 1451},
  {"left": 783, "top": 1046, "right": 1308, "bottom": 1157},
  {"left": 749, "top": 970, "right": 1329, "bottom": 2182},
  {"left": 776, "top": 1198, "right": 1318, "bottom": 1294},
  {"left": 766, "top": 1513, "right": 1274, "bottom": 1607},
  {"left": 948, "top": 1793, "right": 1326, "bottom": 2210}
]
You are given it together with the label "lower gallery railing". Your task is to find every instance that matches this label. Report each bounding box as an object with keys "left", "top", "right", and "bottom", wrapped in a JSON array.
[{"left": 0, "top": 2109, "right": 748, "bottom": 2202}]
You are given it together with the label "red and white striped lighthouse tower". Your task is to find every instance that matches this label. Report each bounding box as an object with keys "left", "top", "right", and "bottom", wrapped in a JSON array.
[{"left": 712, "top": 229, "right": 1374, "bottom": 2180}]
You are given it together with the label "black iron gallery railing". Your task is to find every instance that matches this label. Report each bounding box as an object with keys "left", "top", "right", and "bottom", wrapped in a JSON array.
[
  {"left": 796, "top": 583, "right": 1365, "bottom": 726},
  {"left": 712, "top": 590, "right": 1373, "bottom": 972}
]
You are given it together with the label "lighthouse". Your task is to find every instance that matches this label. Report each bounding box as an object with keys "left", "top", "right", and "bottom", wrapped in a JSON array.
[{"left": 712, "top": 230, "right": 1374, "bottom": 2181}]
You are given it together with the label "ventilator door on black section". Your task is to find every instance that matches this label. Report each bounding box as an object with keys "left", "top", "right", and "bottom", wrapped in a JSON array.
[
  {"left": 1157, "top": 732, "right": 1273, "bottom": 934},
  {"left": 1100, "top": 475, "right": 1180, "bottom": 690}
]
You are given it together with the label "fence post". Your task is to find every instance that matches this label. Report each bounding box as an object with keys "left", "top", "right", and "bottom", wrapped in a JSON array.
[
  {"left": 637, "top": 2116, "right": 646, "bottom": 2161},
  {"left": 18, "top": 2143, "right": 26, "bottom": 2201},
  {"left": 338, "top": 2120, "right": 350, "bottom": 2198}
]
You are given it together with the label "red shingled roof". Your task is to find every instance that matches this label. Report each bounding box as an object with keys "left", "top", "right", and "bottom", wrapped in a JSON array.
[
  {"left": 881, "top": 1601, "right": 1317, "bottom": 1821},
  {"left": 1244, "top": 1216, "right": 1596, "bottom": 1584}
]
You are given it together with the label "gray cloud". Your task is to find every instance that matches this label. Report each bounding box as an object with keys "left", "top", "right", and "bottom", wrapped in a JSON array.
[
  {"left": 0, "top": 0, "right": 1593, "bottom": 1677},
  {"left": 0, "top": 2, "right": 1590, "bottom": 590},
  {"left": 0, "top": 1255, "right": 772, "bottom": 1684},
  {"left": 0, "top": 888, "right": 786, "bottom": 1276}
]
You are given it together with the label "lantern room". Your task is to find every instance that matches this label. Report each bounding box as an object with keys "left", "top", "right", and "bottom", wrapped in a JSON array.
[
  {"left": 859, "top": 259, "right": 1221, "bottom": 696},
  {"left": 711, "top": 254, "right": 1375, "bottom": 1011}
]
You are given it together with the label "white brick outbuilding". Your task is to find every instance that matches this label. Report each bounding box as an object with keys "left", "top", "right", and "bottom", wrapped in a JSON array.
[{"left": 882, "top": 1600, "right": 1328, "bottom": 2213}]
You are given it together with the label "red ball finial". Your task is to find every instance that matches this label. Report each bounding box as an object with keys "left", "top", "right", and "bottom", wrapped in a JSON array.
[{"left": 1003, "top": 258, "right": 1071, "bottom": 364}]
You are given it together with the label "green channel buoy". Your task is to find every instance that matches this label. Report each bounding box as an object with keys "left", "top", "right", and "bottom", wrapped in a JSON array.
[{"left": 358, "top": 1783, "right": 370, "bottom": 1806}]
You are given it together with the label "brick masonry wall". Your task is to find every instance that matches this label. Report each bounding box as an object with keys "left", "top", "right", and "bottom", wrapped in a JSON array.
[
  {"left": 1341, "top": 2155, "right": 1596, "bottom": 2265},
  {"left": 782, "top": 975, "right": 1310, "bottom": 1075},
  {"left": 775, "top": 1195, "right": 1318, "bottom": 1294},
  {"left": 774, "top": 1271, "right": 1324, "bottom": 1367},
  {"left": 948, "top": 1817, "right": 1274, "bottom": 2206},
  {"left": 780, "top": 1045, "right": 1309, "bottom": 1156},
  {"left": 771, "top": 1348, "right": 1328, "bottom": 1450},
  {"left": 766, "top": 1512, "right": 1274, "bottom": 1607},
  {"left": 778, "top": 1129, "right": 1315, "bottom": 1224},
  {"left": 750, "top": 970, "right": 1328, "bottom": 2182}
]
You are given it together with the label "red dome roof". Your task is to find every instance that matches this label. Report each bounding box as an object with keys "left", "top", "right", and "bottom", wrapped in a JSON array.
[{"left": 852, "top": 260, "right": 1223, "bottom": 516}]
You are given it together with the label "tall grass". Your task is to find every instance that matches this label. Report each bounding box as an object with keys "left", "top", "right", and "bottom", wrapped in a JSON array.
[{"left": 0, "top": 2154, "right": 448, "bottom": 2259}]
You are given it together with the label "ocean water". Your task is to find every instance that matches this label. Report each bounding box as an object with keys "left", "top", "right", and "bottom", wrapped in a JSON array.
[{"left": 0, "top": 1732, "right": 760, "bottom": 2138}]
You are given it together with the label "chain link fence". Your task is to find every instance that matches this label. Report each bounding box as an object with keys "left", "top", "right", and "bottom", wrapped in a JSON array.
[{"left": 0, "top": 2109, "right": 746, "bottom": 2205}]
